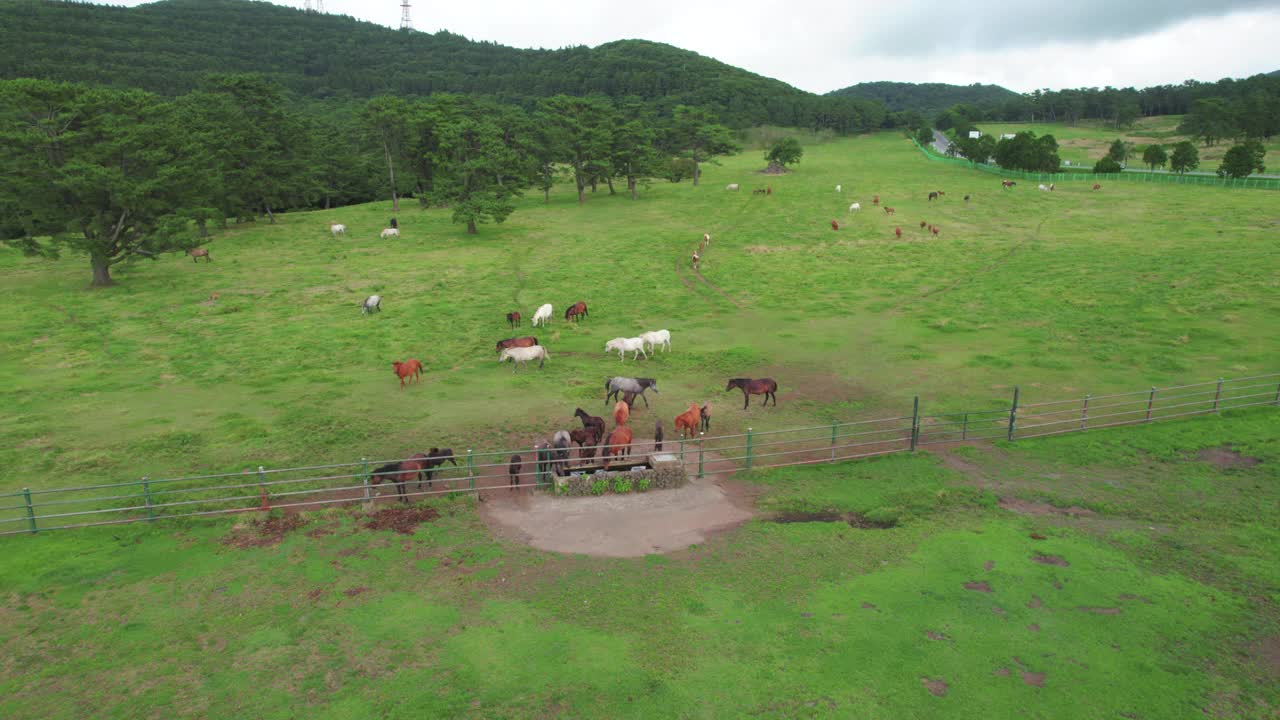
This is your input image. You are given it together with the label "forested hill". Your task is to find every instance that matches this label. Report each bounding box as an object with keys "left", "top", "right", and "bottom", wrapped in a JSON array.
[
  {"left": 0, "top": 0, "right": 883, "bottom": 129},
  {"left": 829, "top": 81, "right": 1019, "bottom": 115}
]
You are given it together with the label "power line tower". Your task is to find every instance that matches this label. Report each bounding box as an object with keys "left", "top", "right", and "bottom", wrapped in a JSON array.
[
  {"left": 399, "top": 0, "right": 412, "bottom": 30},
  {"left": 303, "top": 0, "right": 324, "bottom": 12}
]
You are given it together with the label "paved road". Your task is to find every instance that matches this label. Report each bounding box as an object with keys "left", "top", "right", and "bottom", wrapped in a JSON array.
[{"left": 932, "top": 130, "right": 953, "bottom": 156}]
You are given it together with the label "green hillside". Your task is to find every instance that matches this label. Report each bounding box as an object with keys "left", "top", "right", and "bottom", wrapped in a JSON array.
[{"left": 829, "top": 80, "right": 1019, "bottom": 116}]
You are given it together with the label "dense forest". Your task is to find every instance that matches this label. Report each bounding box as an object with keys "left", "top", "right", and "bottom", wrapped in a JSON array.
[
  {"left": 0, "top": 0, "right": 885, "bottom": 132},
  {"left": 829, "top": 81, "right": 1019, "bottom": 117}
]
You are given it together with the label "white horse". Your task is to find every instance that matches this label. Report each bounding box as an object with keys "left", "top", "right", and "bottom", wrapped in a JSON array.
[
  {"left": 361, "top": 295, "right": 381, "bottom": 315},
  {"left": 640, "top": 329, "right": 671, "bottom": 354},
  {"left": 835, "top": 184, "right": 842, "bottom": 193},
  {"left": 703, "top": 232, "right": 711, "bottom": 244},
  {"left": 531, "top": 303, "right": 553, "bottom": 327},
  {"left": 726, "top": 183, "right": 740, "bottom": 191},
  {"left": 498, "top": 345, "right": 548, "bottom": 372},
  {"left": 380, "top": 228, "right": 399, "bottom": 239},
  {"left": 848, "top": 203, "right": 861, "bottom": 212},
  {"left": 1037, "top": 184, "right": 1049, "bottom": 192},
  {"left": 605, "top": 337, "right": 648, "bottom": 361},
  {"left": 329, "top": 223, "right": 346, "bottom": 236}
]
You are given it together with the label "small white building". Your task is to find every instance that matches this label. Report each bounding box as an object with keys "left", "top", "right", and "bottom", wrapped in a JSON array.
[{"left": 968, "top": 130, "right": 981, "bottom": 139}]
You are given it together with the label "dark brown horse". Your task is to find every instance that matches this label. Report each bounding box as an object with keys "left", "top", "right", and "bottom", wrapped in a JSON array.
[
  {"left": 508, "top": 455, "right": 521, "bottom": 490},
  {"left": 726, "top": 378, "right": 778, "bottom": 409},
  {"left": 370, "top": 454, "right": 431, "bottom": 504},
  {"left": 700, "top": 404, "right": 711, "bottom": 432},
  {"left": 417, "top": 448, "right": 458, "bottom": 489},
  {"left": 564, "top": 301, "right": 589, "bottom": 322},
  {"left": 569, "top": 428, "right": 599, "bottom": 460},
  {"left": 574, "top": 408, "right": 606, "bottom": 445},
  {"left": 496, "top": 336, "right": 538, "bottom": 353},
  {"left": 654, "top": 419, "right": 664, "bottom": 451},
  {"left": 506, "top": 311, "right": 521, "bottom": 328}
]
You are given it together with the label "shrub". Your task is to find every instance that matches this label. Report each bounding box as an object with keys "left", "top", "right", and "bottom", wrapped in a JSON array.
[
  {"left": 612, "top": 477, "right": 633, "bottom": 494},
  {"left": 636, "top": 477, "right": 651, "bottom": 492},
  {"left": 590, "top": 478, "right": 609, "bottom": 496},
  {"left": 1092, "top": 156, "right": 1122, "bottom": 174}
]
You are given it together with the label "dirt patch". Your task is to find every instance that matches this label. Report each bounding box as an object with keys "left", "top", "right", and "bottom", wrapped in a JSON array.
[
  {"left": 983, "top": 560, "right": 995, "bottom": 571},
  {"left": 964, "top": 581, "right": 993, "bottom": 592},
  {"left": 1196, "top": 445, "right": 1261, "bottom": 470},
  {"left": 771, "top": 510, "right": 896, "bottom": 529},
  {"left": 342, "top": 586, "right": 369, "bottom": 598},
  {"left": 926, "top": 631, "right": 950, "bottom": 641},
  {"left": 1030, "top": 533, "right": 1048, "bottom": 540},
  {"left": 480, "top": 472, "right": 753, "bottom": 558},
  {"left": 1246, "top": 635, "right": 1280, "bottom": 681},
  {"left": 1022, "top": 670, "right": 1046, "bottom": 687},
  {"left": 861, "top": 602, "right": 878, "bottom": 611},
  {"left": 1077, "top": 606, "right": 1122, "bottom": 615},
  {"left": 920, "top": 678, "right": 949, "bottom": 697},
  {"left": 759, "top": 162, "right": 789, "bottom": 175},
  {"left": 1031, "top": 553, "right": 1070, "bottom": 567},
  {"left": 999, "top": 497, "right": 1096, "bottom": 518},
  {"left": 1117, "top": 594, "right": 1153, "bottom": 604},
  {"left": 993, "top": 667, "right": 1010, "bottom": 677},
  {"left": 305, "top": 524, "right": 338, "bottom": 538},
  {"left": 362, "top": 506, "right": 440, "bottom": 535},
  {"left": 1028, "top": 623, "right": 1041, "bottom": 632},
  {"left": 306, "top": 588, "right": 325, "bottom": 602},
  {"left": 1028, "top": 595, "right": 1044, "bottom": 609},
  {"left": 220, "top": 514, "right": 307, "bottom": 548}
]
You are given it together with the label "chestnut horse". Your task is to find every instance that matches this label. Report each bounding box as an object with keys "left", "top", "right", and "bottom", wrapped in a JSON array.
[
  {"left": 613, "top": 401, "right": 630, "bottom": 427},
  {"left": 603, "top": 426, "right": 633, "bottom": 467},
  {"left": 370, "top": 454, "right": 430, "bottom": 504},
  {"left": 506, "top": 311, "right": 521, "bottom": 328},
  {"left": 495, "top": 336, "right": 538, "bottom": 353},
  {"left": 392, "top": 359, "right": 423, "bottom": 389},
  {"left": 564, "top": 301, "right": 589, "bottom": 322},
  {"left": 674, "top": 403, "right": 701, "bottom": 438},
  {"left": 726, "top": 378, "right": 778, "bottom": 409}
]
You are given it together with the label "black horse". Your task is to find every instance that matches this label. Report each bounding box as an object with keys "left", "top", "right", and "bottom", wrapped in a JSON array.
[{"left": 416, "top": 447, "right": 458, "bottom": 489}]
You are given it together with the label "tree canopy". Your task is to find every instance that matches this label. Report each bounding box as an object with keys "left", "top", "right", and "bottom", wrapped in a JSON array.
[
  {"left": 764, "top": 137, "right": 803, "bottom": 168},
  {"left": 1217, "top": 140, "right": 1267, "bottom": 179}
]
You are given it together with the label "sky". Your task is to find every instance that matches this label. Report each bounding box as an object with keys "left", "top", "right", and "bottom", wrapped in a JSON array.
[{"left": 104, "top": 1, "right": 1280, "bottom": 94}]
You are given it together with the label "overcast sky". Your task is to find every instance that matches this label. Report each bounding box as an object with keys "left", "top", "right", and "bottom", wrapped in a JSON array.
[{"left": 105, "top": 1, "right": 1279, "bottom": 94}]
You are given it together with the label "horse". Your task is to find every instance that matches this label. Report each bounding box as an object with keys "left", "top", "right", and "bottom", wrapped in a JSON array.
[
  {"left": 1002, "top": 180, "right": 1016, "bottom": 189},
  {"left": 508, "top": 455, "right": 522, "bottom": 490},
  {"left": 654, "top": 419, "right": 664, "bottom": 451},
  {"left": 883, "top": 207, "right": 895, "bottom": 215},
  {"left": 506, "top": 311, "right": 521, "bottom": 328},
  {"left": 531, "top": 303, "right": 553, "bottom": 327},
  {"left": 380, "top": 228, "right": 399, "bottom": 239},
  {"left": 574, "top": 408, "right": 606, "bottom": 443},
  {"left": 830, "top": 219, "right": 840, "bottom": 231},
  {"left": 691, "top": 251, "right": 700, "bottom": 270},
  {"left": 605, "top": 337, "right": 648, "bottom": 361},
  {"left": 928, "top": 191, "right": 939, "bottom": 201},
  {"left": 639, "top": 330, "right": 671, "bottom": 354},
  {"left": 605, "top": 377, "right": 658, "bottom": 407},
  {"left": 362, "top": 295, "right": 382, "bottom": 315},
  {"left": 964, "top": 195, "right": 970, "bottom": 202},
  {"left": 1092, "top": 183, "right": 1102, "bottom": 191},
  {"left": 726, "top": 378, "right": 778, "bottom": 409},
  {"left": 392, "top": 359, "right": 423, "bottom": 389},
  {"left": 569, "top": 428, "right": 599, "bottom": 460},
  {"left": 700, "top": 404, "right": 711, "bottom": 433},
  {"left": 496, "top": 336, "right": 539, "bottom": 353},
  {"left": 186, "top": 248, "right": 211, "bottom": 263},
  {"left": 872, "top": 194, "right": 880, "bottom": 206},
  {"left": 498, "top": 345, "right": 548, "bottom": 372},
  {"left": 417, "top": 448, "right": 457, "bottom": 489},
  {"left": 603, "top": 426, "right": 633, "bottom": 468},
  {"left": 552, "top": 431, "right": 571, "bottom": 476},
  {"left": 370, "top": 455, "right": 430, "bottom": 504},
  {"left": 534, "top": 441, "right": 552, "bottom": 480},
  {"left": 329, "top": 223, "right": 346, "bottom": 236},
  {"left": 564, "top": 301, "right": 588, "bottom": 322},
  {"left": 613, "top": 401, "right": 630, "bottom": 427},
  {"left": 895, "top": 227, "right": 902, "bottom": 239},
  {"left": 674, "top": 403, "right": 701, "bottom": 438}
]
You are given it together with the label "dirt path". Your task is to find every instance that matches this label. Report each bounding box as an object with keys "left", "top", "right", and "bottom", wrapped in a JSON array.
[{"left": 480, "top": 468, "right": 755, "bottom": 557}]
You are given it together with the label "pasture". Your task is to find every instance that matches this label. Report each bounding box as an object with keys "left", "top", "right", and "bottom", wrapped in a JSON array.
[{"left": 1, "top": 131, "right": 1278, "bottom": 718}]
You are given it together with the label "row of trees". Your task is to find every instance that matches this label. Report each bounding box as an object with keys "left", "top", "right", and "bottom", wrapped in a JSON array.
[{"left": 0, "top": 76, "right": 745, "bottom": 286}]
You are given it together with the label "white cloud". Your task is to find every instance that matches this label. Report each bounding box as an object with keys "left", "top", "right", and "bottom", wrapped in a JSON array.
[{"left": 96, "top": 1, "right": 1280, "bottom": 94}]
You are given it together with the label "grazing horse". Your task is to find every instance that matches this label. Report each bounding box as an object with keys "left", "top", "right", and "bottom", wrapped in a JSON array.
[
  {"left": 932, "top": 226, "right": 940, "bottom": 237},
  {"left": 674, "top": 403, "right": 701, "bottom": 438},
  {"left": 614, "top": 401, "right": 630, "bottom": 427},
  {"left": 564, "top": 301, "right": 588, "bottom": 322},
  {"left": 496, "top": 336, "right": 538, "bottom": 353},
  {"left": 603, "top": 426, "right": 633, "bottom": 467},
  {"left": 639, "top": 329, "right": 671, "bottom": 354},
  {"left": 187, "top": 248, "right": 211, "bottom": 263},
  {"left": 1092, "top": 183, "right": 1102, "bottom": 191},
  {"left": 380, "top": 228, "right": 399, "bottom": 239},
  {"left": 928, "top": 191, "right": 939, "bottom": 201},
  {"left": 575, "top": 408, "right": 606, "bottom": 443},
  {"left": 1002, "top": 180, "right": 1016, "bottom": 189},
  {"left": 417, "top": 448, "right": 457, "bottom": 489},
  {"left": 531, "top": 303, "right": 553, "bottom": 327},
  {"left": 726, "top": 378, "right": 778, "bottom": 409},
  {"left": 605, "top": 377, "right": 658, "bottom": 407},
  {"left": 654, "top": 419, "right": 664, "bottom": 451},
  {"left": 895, "top": 227, "right": 902, "bottom": 239},
  {"left": 700, "top": 404, "right": 711, "bottom": 433},
  {"left": 498, "top": 345, "right": 548, "bottom": 372},
  {"left": 605, "top": 337, "right": 648, "bottom": 361},
  {"left": 392, "top": 359, "right": 423, "bottom": 389},
  {"left": 370, "top": 454, "right": 430, "bottom": 504},
  {"left": 569, "top": 428, "right": 599, "bottom": 460},
  {"left": 964, "top": 194, "right": 970, "bottom": 202},
  {"left": 506, "top": 311, "right": 521, "bottom": 328},
  {"left": 508, "top": 455, "right": 522, "bottom": 490},
  {"left": 362, "top": 295, "right": 382, "bottom": 315},
  {"left": 872, "top": 194, "right": 880, "bottom": 206},
  {"left": 830, "top": 219, "right": 840, "bottom": 231},
  {"left": 329, "top": 222, "right": 346, "bottom": 236},
  {"left": 883, "top": 206, "right": 895, "bottom": 215}
]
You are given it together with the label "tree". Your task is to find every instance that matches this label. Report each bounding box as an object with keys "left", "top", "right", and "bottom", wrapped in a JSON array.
[
  {"left": 915, "top": 126, "right": 934, "bottom": 146},
  {"left": 1169, "top": 141, "right": 1200, "bottom": 174},
  {"left": 669, "top": 105, "right": 740, "bottom": 186},
  {"left": 1178, "top": 98, "right": 1236, "bottom": 147},
  {"left": 1093, "top": 156, "right": 1123, "bottom": 174},
  {"left": 956, "top": 134, "right": 995, "bottom": 164},
  {"left": 993, "top": 131, "right": 1060, "bottom": 173},
  {"left": 431, "top": 101, "right": 529, "bottom": 234},
  {"left": 1141, "top": 144, "right": 1167, "bottom": 171},
  {"left": 0, "top": 79, "right": 191, "bottom": 286},
  {"left": 1107, "top": 139, "right": 1132, "bottom": 164},
  {"left": 764, "top": 137, "right": 803, "bottom": 169},
  {"left": 610, "top": 119, "right": 659, "bottom": 200},
  {"left": 1216, "top": 140, "right": 1266, "bottom": 179},
  {"left": 535, "top": 95, "right": 613, "bottom": 204},
  {"left": 362, "top": 96, "right": 412, "bottom": 213}
]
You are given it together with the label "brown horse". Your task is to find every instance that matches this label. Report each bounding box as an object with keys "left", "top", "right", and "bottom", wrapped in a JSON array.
[
  {"left": 726, "top": 378, "right": 778, "bottom": 409},
  {"left": 928, "top": 191, "right": 939, "bottom": 201},
  {"left": 654, "top": 419, "right": 664, "bottom": 451},
  {"left": 674, "top": 404, "right": 701, "bottom": 438},
  {"left": 613, "top": 401, "right": 630, "bottom": 427},
  {"left": 417, "top": 448, "right": 457, "bottom": 489},
  {"left": 495, "top": 336, "right": 538, "bottom": 353},
  {"left": 603, "top": 426, "right": 633, "bottom": 467},
  {"left": 186, "top": 248, "right": 211, "bottom": 263},
  {"left": 508, "top": 455, "right": 522, "bottom": 490},
  {"left": 564, "top": 301, "right": 589, "bottom": 322},
  {"left": 506, "top": 311, "right": 521, "bottom": 328},
  {"left": 574, "top": 408, "right": 606, "bottom": 444},
  {"left": 700, "top": 404, "right": 711, "bottom": 433},
  {"left": 392, "top": 359, "right": 423, "bottom": 389},
  {"left": 370, "top": 454, "right": 430, "bottom": 504},
  {"left": 569, "top": 428, "right": 599, "bottom": 460}
]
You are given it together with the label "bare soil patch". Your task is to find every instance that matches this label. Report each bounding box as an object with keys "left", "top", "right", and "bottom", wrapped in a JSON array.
[
  {"left": 993, "top": 667, "right": 1011, "bottom": 677},
  {"left": 1028, "top": 623, "right": 1041, "bottom": 632},
  {"left": 342, "top": 586, "right": 369, "bottom": 598},
  {"left": 1246, "top": 635, "right": 1280, "bottom": 681},
  {"left": 479, "top": 472, "right": 753, "bottom": 557},
  {"left": 983, "top": 560, "right": 995, "bottom": 571},
  {"left": 964, "top": 581, "right": 993, "bottom": 592},
  {"left": 999, "top": 497, "right": 1096, "bottom": 518},
  {"left": 1196, "top": 445, "right": 1261, "bottom": 470},
  {"left": 220, "top": 514, "right": 307, "bottom": 548},
  {"left": 1028, "top": 595, "right": 1044, "bottom": 609},
  {"left": 771, "top": 510, "right": 895, "bottom": 529},
  {"left": 921, "top": 678, "right": 949, "bottom": 697},
  {"left": 362, "top": 506, "right": 440, "bottom": 535},
  {"left": 926, "top": 630, "right": 950, "bottom": 641},
  {"left": 1117, "top": 594, "right": 1152, "bottom": 604},
  {"left": 1031, "top": 553, "right": 1070, "bottom": 567},
  {"left": 1077, "top": 606, "right": 1122, "bottom": 615},
  {"left": 1021, "top": 670, "right": 1046, "bottom": 687}
]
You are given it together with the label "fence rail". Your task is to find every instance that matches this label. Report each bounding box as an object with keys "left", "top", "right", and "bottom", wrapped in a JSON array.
[
  {"left": 911, "top": 138, "right": 1280, "bottom": 190},
  {"left": 2, "top": 372, "right": 1276, "bottom": 536}
]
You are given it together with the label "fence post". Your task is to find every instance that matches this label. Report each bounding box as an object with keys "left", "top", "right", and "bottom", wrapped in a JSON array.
[
  {"left": 698, "top": 433, "right": 705, "bottom": 479},
  {"left": 679, "top": 435, "right": 685, "bottom": 465},
  {"left": 1081, "top": 395, "right": 1090, "bottom": 430},
  {"left": 1212, "top": 379, "right": 1223, "bottom": 412},
  {"left": 961, "top": 412, "right": 969, "bottom": 441},
  {"left": 1146, "top": 387, "right": 1157, "bottom": 422},
  {"left": 360, "top": 458, "right": 371, "bottom": 502},
  {"left": 22, "top": 488, "right": 36, "bottom": 534},
  {"left": 1274, "top": 379, "right": 1280, "bottom": 406},
  {"left": 1007, "top": 386, "right": 1020, "bottom": 441},
  {"left": 142, "top": 476, "right": 155, "bottom": 521},
  {"left": 830, "top": 420, "right": 838, "bottom": 462},
  {"left": 745, "top": 428, "right": 754, "bottom": 470},
  {"left": 466, "top": 449, "right": 475, "bottom": 492},
  {"left": 910, "top": 396, "right": 920, "bottom": 452},
  {"left": 257, "top": 465, "right": 269, "bottom": 511}
]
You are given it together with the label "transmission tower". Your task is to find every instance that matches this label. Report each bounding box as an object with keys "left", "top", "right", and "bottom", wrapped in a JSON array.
[
  {"left": 399, "top": 0, "right": 413, "bottom": 30},
  {"left": 304, "top": 0, "right": 324, "bottom": 12}
]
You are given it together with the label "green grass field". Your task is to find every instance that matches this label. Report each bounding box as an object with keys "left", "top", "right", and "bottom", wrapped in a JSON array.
[
  {"left": 974, "top": 116, "right": 1279, "bottom": 168},
  {"left": 2, "top": 132, "right": 1277, "bottom": 718}
]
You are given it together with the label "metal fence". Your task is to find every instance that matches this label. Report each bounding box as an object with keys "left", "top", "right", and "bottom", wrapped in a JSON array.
[
  {"left": 910, "top": 138, "right": 1280, "bottom": 190},
  {"left": 2, "top": 372, "right": 1276, "bottom": 537}
]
